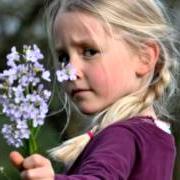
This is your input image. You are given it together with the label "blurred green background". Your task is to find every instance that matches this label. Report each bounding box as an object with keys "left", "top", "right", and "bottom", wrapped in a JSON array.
[{"left": 0, "top": 0, "right": 180, "bottom": 179}]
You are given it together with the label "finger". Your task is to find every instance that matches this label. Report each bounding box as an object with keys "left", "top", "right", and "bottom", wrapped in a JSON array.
[
  {"left": 9, "top": 151, "right": 24, "bottom": 170},
  {"left": 23, "top": 154, "right": 51, "bottom": 169},
  {"left": 21, "top": 167, "right": 54, "bottom": 180}
]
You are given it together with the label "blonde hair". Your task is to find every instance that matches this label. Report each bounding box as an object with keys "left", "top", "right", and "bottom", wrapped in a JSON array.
[{"left": 46, "top": 0, "right": 180, "bottom": 170}]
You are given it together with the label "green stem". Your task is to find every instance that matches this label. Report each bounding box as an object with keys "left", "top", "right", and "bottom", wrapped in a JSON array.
[
  {"left": 34, "top": 127, "right": 41, "bottom": 139},
  {"left": 25, "top": 86, "right": 29, "bottom": 95},
  {"left": 29, "top": 130, "right": 38, "bottom": 155}
]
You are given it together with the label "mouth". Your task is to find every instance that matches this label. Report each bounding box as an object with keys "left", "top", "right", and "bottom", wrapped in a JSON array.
[{"left": 71, "top": 89, "right": 91, "bottom": 97}]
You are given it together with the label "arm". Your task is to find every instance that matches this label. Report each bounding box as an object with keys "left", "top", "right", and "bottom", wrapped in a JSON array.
[
  {"left": 55, "top": 125, "right": 136, "bottom": 180},
  {"left": 10, "top": 125, "right": 136, "bottom": 180}
]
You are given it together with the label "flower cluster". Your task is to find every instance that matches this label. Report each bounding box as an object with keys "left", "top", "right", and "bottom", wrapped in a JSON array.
[
  {"left": 0, "top": 45, "right": 51, "bottom": 148},
  {"left": 56, "top": 63, "right": 77, "bottom": 83},
  {"left": 0, "top": 44, "right": 77, "bottom": 152}
]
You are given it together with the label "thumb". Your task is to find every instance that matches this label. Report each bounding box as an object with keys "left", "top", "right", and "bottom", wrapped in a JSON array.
[{"left": 9, "top": 151, "right": 24, "bottom": 170}]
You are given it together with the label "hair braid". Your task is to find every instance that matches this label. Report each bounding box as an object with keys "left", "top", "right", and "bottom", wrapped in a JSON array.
[{"left": 98, "top": 65, "right": 172, "bottom": 130}]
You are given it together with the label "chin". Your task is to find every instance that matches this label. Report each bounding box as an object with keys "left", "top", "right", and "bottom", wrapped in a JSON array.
[
  {"left": 78, "top": 105, "right": 105, "bottom": 116},
  {"left": 79, "top": 108, "right": 97, "bottom": 115},
  {"left": 72, "top": 101, "right": 107, "bottom": 115}
]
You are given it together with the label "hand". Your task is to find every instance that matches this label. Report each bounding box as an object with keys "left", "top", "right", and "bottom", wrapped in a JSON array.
[{"left": 9, "top": 151, "right": 55, "bottom": 180}]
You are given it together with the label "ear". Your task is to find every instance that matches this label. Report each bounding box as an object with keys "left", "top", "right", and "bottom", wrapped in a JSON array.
[{"left": 135, "top": 41, "right": 160, "bottom": 77}]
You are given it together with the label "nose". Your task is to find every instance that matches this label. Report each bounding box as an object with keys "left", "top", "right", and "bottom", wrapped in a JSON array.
[{"left": 69, "top": 54, "right": 84, "bottom": 79}]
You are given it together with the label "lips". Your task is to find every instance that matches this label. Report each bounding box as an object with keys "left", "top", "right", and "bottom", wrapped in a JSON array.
[{"left": 71, "top": 88, "right": 91, "bottom": 97}]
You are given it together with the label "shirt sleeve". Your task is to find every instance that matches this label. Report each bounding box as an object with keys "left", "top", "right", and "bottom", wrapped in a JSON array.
[{"left": 55, "top": 125, "right": 136, "bottom": 180}]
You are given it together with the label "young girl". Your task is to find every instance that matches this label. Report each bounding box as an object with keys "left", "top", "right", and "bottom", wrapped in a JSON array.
[{"left": 9, "top": 0, "right": 179, "bottom": 179}]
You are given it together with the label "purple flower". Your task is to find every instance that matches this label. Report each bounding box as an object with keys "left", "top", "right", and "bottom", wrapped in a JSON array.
[
  {"left": 42, "top": 71, "right": 51, "bottom": 82},
  {"left": 1, "top": 123, "right": 30, "bottom": 148},
  {"left": 33, "top": 61, "right": 45, "bottom": 72},
  {"left": 0, "top": 69, "right": 17, "bottom": 85},
  {"left": 0, "top": 44, "right": 52, "bottom": 149},
  {"left": 66, "top": 63, "right": 77, "bottom": 81},
  {"left": 12, "top": 86, "right": 24, "bottom": 104},
  {"left": 6, "top": 47, "right": 20, "bottom": 68},
  {"left": 43, "top": 90, "right": 52, "bottom": 100},
  {"left": 56, "top": 69, "right": 68, "bottom": 82},
  {"left": 32, "top": 44, "right": 44, "bottom": 60},
  {"left": 56, "top": 63, "right": 77, "bottom": 82},
  {"left": 25, "top": 44, "right": 44, "bottom": 62}
]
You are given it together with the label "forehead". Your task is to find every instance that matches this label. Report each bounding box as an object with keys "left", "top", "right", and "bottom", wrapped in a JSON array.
[{"left": 53, "top": 11, "right": 111, "bottom": 48}]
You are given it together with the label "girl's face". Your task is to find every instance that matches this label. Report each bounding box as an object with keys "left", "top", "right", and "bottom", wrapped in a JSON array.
[{"left": 53, "top": 11, "right": 143, "bottom": 114}]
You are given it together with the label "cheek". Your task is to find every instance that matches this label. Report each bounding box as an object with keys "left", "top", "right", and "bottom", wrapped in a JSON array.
[{"left": 87, "top": 66, "right": 111, "bottom": 96}]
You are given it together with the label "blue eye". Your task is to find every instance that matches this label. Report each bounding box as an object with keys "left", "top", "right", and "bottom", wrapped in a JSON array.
[{"left": 83, "top": 48, "right": 98, "bottom": 57}]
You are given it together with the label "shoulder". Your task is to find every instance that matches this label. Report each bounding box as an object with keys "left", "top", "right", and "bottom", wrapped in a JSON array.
[
  {"left": 67, "top": 116, "right": 175, "bottom": 177},
  {"left": 92, "top": 115, "right": 175, "bottom": 149},
  {"left": 84, "top": 116, "right": 144, "bottom": 155},
  {"left": 95, "top": 116, "right": 152, "bottom": 141},
  {"left": 79, "top": 115, "right": 175, "bottom": 163},
  {"left": 72, "top": 117, "right": 140, "bottom": 177}
]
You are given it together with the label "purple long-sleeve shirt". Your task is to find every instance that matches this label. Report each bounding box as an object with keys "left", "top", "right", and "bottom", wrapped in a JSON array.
[{"left": 55, "top": 116, "right": 176, "bottom": 180}]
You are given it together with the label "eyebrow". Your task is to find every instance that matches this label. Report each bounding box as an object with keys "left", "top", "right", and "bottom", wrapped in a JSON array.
[{"left": 55, "top": 37, "right": 99, "bottom": 53}]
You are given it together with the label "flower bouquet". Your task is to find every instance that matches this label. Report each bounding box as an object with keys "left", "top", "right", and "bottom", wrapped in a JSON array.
[
  {"left": 0, "top": 44, "right": 52, "bottom": 155},
  {"left": 0, "top": 44, "right": 77, "bottom": 178}
]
